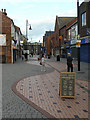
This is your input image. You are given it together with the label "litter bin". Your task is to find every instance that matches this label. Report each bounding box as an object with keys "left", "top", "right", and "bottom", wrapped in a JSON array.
[
  {"left": 48, "top": 55, "right": 50, "bottom": 59},
  {"left": 57, "top": 55, "right": 60, "bottom": 61}
]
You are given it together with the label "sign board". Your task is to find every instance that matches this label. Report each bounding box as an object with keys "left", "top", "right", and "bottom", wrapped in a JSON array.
[
  {"left": 87, "top": 28, "right": 90, "bottom": 35},
  {"left": 76, "top": 40, "right": 81, "bottom": 48},
  {"left": 60, "top": 72, "right": 76, "bottom": 98},
  {"left": 77, "top": 34, "right": 80, "bottom": 40},
  {"left": 0, "top": 34, "right": 6, "bottom": 46},
  {"left": 59, "top": 36, "right": 63, "bottom": 39}
]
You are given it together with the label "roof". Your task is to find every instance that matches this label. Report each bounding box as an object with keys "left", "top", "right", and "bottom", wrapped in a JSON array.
[
  {"left": 15, "top": 26, "right": 20, "bottom": 33},
  {"left": 15, "top": 25, "right": 22, "bottom": 35},
  {"left": 57, "top": 16, "right": 76, "bottom": 29}
]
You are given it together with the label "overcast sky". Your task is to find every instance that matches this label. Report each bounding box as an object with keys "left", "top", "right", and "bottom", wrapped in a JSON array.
[{"left": 0, "top": 0, "right": 85, "bottom": 43}]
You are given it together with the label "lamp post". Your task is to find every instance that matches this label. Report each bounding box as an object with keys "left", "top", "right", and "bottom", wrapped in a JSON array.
[
  {"left": 26, "top": 20, "right": 32, "bottom": 50},
  {"left": 25, "top": 20, "right": 32, "bottom": 61},
  {"left": 77, "top": 0, "right": 80, "bottom": 71},
  {"left": 26, "top": 20, "right": 32, "bottom": 40}
]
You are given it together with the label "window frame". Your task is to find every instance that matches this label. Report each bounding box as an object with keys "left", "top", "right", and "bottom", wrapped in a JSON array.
[{"left": 82, "top": 12, "right": 86, "bottom": 27}]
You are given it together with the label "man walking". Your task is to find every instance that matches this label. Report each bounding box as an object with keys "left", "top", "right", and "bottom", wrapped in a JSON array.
[{"left": 67, "top": 53, "right": 73, "bottom": 72}]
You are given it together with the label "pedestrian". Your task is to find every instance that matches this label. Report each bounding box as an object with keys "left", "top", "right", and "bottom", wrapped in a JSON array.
[
  {"left": 25, "top": 52, "right": 28, "bottom": 61},
  {"left": 67, "top": 53, "right": 73, "bottom": 72},
  {"left": 21, "top": 50, "right": 24, "bottom": 61},
  {"left": 41, "top": 54, "right": 46, "bottom": 71}
]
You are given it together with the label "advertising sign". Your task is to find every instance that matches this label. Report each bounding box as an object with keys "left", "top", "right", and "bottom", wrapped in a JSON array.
[
  {"left": 77, "top": 34, "right": 80, "bottom": 40},
  {"left": 60, "top": 72, "right": 76, "bottom": 98},
  {"left": 0, "top": 34, "right": 6, "bottom": 46}
]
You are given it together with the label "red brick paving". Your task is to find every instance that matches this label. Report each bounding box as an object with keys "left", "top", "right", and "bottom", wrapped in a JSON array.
[{"left": 15, "top": 60, "right": 88, "bottom": 119}]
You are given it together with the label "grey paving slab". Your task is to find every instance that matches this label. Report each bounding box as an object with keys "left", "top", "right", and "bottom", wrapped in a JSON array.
[{"left": 2, "top": 59, "right": 54, "bottom": 119}]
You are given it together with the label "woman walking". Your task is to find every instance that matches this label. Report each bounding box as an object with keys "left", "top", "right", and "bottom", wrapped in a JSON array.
[{"left": 41, "top": 54, "right": 46, "bottom": 72}]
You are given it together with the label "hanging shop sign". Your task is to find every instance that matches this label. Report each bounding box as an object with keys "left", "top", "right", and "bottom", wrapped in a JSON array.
[{"left": 59, "top": 36, "right": 63, "bottom": 39}]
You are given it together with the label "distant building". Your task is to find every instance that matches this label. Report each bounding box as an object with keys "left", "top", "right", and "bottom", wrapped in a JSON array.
[
  {"left": 27, "top": 42, "right": 42, "bottom": 55},
  {"left": 43, "top": 31, "right": 54, "bottom": 55},
  {"left": 45, "top": 32, "right": 55, "bottom": 56}
]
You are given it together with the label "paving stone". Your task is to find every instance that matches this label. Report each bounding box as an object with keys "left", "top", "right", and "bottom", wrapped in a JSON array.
[{"left": 2, "top": 58, "right": 53, "bottom": 118}]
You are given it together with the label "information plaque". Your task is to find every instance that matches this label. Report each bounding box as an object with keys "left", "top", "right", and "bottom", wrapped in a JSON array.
[{"left": 60, "top": 72, "right": 76, "bottom": 98}]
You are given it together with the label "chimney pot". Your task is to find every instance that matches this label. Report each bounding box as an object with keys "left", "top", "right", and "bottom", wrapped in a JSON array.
[
  {"left": 4, "top": 9, "right": 6, "bottom": 13},
  {"left": 1, "top": 9, "right": 3, "bottom": 12},
  {"left": 3, "top": 9, "right": 7, "bottom": 15}
]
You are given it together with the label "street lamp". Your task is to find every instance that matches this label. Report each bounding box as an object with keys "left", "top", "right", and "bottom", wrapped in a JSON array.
[
  {"left": 24, "top": 20, "right": 32, "bottom": 61},
  {"left": 25, "top": 19, "right": 32, "bottom": 50},
  {"left": 26, "top": 19, "right": 32, "bottom": 41},
  {"left": 77, "top": 0, "right": 80, "bottom": 71}
]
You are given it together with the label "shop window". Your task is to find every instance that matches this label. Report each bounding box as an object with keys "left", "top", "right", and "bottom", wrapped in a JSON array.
[{"left": 82, "top": 12, "right": 86, "bottom": 26}]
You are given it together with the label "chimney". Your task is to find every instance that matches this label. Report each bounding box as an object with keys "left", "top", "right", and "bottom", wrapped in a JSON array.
[
  {"left": 4, "top": 9, "right": 7, "bottom": 15},
  {"left": 1, "top": 9, "right": 3, "bottom": 12},
  {"left": 1, "top": 9, "right": 7, "bottom": 15}
]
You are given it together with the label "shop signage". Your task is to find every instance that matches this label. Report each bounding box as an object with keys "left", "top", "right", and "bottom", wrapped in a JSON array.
[
  {"left": 70, "top": 39, "right": 77, "bottom": 45},
  {"left": 60, "top": 72, "right": 76, "bottom": 98},
  {"left": 76, "top": 40, "right": 81, "bottom": 48},
  {"left": 0, "top": 34, "right": 6, "bottom": 46},
  {"left": 59, "top": 36, "right": 63, "bottom": 39},
  {"left": 77, "top": 34, "right": 80, "bottom": 40},
  {"left": 81, "top": 36, "right": 90, "bottom": 44},
  {"left": 87, "top": 28, "right": 90, "bottom": 35}
]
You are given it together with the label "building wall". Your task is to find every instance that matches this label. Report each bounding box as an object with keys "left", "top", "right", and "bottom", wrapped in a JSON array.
[
  {"left": 45, "top": 33, "right": 55, "bottom": 56},
  {"left": 79, "top": 2, "right": 90, "bottom": 37},
  {"left": 2, "top": 13, "right": 12, "bottom": 63},
  {"left": 54, "top": 16, "right": 60, "bottom": 50},
  {"left": 79, "top": 2, "right": 90, "bottom": 63},
  {"left": 65, "top": 17, "right": 78, "bottom": 59}
]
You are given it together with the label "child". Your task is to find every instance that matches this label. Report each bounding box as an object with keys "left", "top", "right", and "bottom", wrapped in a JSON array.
[{"left": 41, "top": 54, "right": 46, "bottom": 71}]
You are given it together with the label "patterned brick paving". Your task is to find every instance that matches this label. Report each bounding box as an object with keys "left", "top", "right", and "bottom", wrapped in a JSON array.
[
  {"left": 16, "top": 69, "right": 88, "bottom": 119},
  {"left": 47, "top": 61, "right": 77, "bottom": 72}
]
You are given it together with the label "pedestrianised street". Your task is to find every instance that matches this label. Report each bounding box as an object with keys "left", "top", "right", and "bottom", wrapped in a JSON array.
[{"left": 2, "top": 56, "right": 89, "bottom": 119}]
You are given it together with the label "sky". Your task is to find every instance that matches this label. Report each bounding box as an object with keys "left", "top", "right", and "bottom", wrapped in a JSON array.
[{"left": 0, "top": 0, "right": 85, "bottom": 43}]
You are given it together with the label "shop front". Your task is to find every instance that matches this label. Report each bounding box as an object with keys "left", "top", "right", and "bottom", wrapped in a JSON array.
[{"left": 80, "top": 36, "right": 90, "bottom": 63}]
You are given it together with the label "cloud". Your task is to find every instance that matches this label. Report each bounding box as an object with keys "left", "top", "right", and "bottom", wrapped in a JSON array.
[
  {"left": 0, "top": 0, "right": 85, "bottom": 5},
  {"left": 27, "top": 21, "right": 54, "bottom": 42},
  {"left": 21, "top": 4, "right": 35, "bottom": 9}
]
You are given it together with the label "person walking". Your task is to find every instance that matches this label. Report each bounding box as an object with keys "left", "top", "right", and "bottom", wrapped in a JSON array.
[
  {"left": 67, "top": 53, "right": 73, "bottom": 72},
  {"left": 25, "top": 52, "right": 28, "bottom": 61},
  {"left": 41, "top": 54, "right": 46, "bottom": 72},
  {"left": 21, "top": 50, "right": 24, "bottom": 61}
]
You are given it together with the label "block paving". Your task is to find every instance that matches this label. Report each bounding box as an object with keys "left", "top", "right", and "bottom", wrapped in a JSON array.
[{"left": 13, "top": 60, "right": 88, "bottom": 119}]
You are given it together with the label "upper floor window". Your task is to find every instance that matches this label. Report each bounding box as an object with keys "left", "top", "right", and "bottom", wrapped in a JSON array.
[{"left": 82, "top": 12, "right": 86, "bottom": 26}]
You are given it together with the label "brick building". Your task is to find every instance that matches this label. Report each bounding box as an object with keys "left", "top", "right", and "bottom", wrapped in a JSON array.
[
  {"left": 79, "top": 2, "right": 90, "bottom": 63},
  {"left": 66, "top": 17, "right": 78, "bottom": 58},
  {"left": 43, "top": 31, "right": 54, "bottom": 55},
  {"left": 54, "top": 16, "right": 75, "bottom": 57},
  {"left": 45, "top": 32, "right": 55, "bottom": 56},
  {"left": 0, "top": 9, "right": 12, "bottom": 63},
  {"left": 0, "top": 9, "right": 22, "bottom": 63}
]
